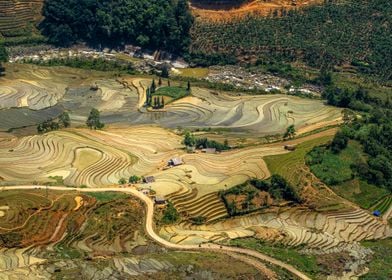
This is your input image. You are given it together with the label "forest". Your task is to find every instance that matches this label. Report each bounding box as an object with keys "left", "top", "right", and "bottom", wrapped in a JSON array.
[
  {"left": 189, "top": 0, "right": 392, "bottom": 81},
  {"left": 40, "top": 0, "right": 193, "bottom": 54}
]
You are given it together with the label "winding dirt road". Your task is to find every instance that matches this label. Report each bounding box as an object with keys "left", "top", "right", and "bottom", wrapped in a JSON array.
[{"left": 2, "top": 185, "right": 311, "bottom": 280}]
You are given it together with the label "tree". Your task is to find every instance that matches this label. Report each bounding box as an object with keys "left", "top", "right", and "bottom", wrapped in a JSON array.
[
  {"left": 146, "top": 87, "right": 151, "bottom": 106},
  {"left": 161, "top": 65, "right": 169, "bottom": 78},
  {"left": 86, "top": 108, "right": 104, "bottom": 129},
  {"left": 284, "top": 125, "right": 296, "bottom": 139},
  {"left": 0, "top": 44, "right": 7, "bottom": 77},
  {"left": 156, "top": 96, "right": 161, "bottom": 108},
  {"left": 330, "top": 131, "right": 348, "bottom": 153},
  {"left": 161, "top": 96, "right": 165, "bottom": 108},
  {"left": 317, "top": 67, "right": 333, "bottom": 86},
  {"left": 187, "top": 81, "right": 191, "bottom": 93},
  {"left": 183, "top": 131, "right": 196, "bottom": 147},
  {"left": 40, "top": 0, "right": 193, "bottom": 54},
  {"left": 59, "top": 112, "right": 71, "bottom": 128},
  {"left": 118, "top": 178, "right": 127, "bottom": 185},
  {"left": 158, "top": 77, "right": 162, "bottom": 86},
  {"left": 151, "top": 79, "right": 156, "bottom": 93},
  {"left": 161, "top": 202, "right": 180, "bottom": 224},
  {"left": 129, "top": 175, "right": 140, "bottom": 183}
]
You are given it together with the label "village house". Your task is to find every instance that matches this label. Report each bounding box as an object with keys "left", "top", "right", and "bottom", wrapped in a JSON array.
[
  {"left": 168, "top": 157, "right": 183, "bottom": 166},
  {"left": 143, "top": 176, "right": 156, "bottom": 184},
  {"left": 201, "top": 148, "right": 216, "bottom": 154}
]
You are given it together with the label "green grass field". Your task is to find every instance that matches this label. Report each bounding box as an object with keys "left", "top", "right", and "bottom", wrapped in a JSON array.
[
  {"left": 306, "top": 141, "right": 364, "bottom": 186},
  {"left": 370, "top": 195, "right": 392, "bottom": 214},
  {"left": 331, "top": 180, "right": 389, "bottom": 210},
  {"left": 174, "top": 68, "right": 209, "bottom": 78},
  {"left": 85, "top": 192, "right": 129, "bottom": 203},
  {"left": 361, "top": 238, "right": 392, "bottom": 279},
  {"left": 229, "top": 238, "right": 319, "bottom": 278},
  {"left": 154, "top": 86, "right": 189, "bottom": 102},
  {"left": 306, "top": 141, "right": 389, "bottom": 209},
  {"left": 333, "top": 73, "right": 392, "bottom": 102},
  {"left": 264, "top": 136, "right": 333, "bottom": 187}
]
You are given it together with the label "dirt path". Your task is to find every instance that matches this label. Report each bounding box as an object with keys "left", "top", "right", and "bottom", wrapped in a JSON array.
[
  {"left": 131, "top": 78, "right": 146, "bottom": 109},
  {"left": 1, "top": 185, "right": 311, "bottom": 280}
]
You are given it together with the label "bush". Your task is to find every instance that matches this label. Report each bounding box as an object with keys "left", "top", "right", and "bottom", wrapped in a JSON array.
[
  {"left": 128, "top": 175, "right": 140, "bottom": 184},
  {"left": 330, "top": 131, "right": 348, "bottom": 153},
  {"left": 161, "top": 202, "right": 180, "bottom": 224}
]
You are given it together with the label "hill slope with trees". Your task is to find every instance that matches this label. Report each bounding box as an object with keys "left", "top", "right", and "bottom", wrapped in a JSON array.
[
  {"left": 189, "top": 0, "right": 392, "bottom": 81},
  {"left": 40, "top": 0, "right": 193, "bottom": 54}
]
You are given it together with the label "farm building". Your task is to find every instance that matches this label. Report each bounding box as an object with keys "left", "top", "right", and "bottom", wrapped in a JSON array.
[
  {"left": 168, "top": 157, "right": 183, "bottom": 166},
  {"left": 284, "top": 145, "right": 297, "bottom": 151},
  {"left": 201, "top": 148, "right": 217, "bottom": 154},
  {"left": 139, "top": 189, "right": 150, "bottom": 196},
  {"left": 155, "top": 196, "right": 166, "bottom": 205},
  {"left": 143, "top": 176, "right": 156, "bottom": 183}
]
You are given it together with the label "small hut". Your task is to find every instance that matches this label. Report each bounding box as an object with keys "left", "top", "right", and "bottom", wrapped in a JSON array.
[
  {"left": 284, "top": 145, "right": 297, "bottom": 151},
  {"left": 168, "top": 158, "right": 183, "bottom": 166},
  {"left": 143, "top": 176, "right": 156, "bottom": 184}
]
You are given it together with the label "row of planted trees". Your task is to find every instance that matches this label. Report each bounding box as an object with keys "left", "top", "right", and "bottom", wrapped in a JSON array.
[{"left": 37, "top": 108, "right": 105, "bottom": 133}]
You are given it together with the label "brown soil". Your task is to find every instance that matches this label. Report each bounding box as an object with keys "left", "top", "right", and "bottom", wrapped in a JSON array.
[
  {"left": 316, "top": 252, "right": 353, "bottom": 277},
  {"left": 191, "top": 0, "right": 323, "bottom": 21}
]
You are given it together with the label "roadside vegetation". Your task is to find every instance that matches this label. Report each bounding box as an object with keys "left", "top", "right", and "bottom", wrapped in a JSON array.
[
  {"left": 161, "top": 202, "right": 180, "bottom": 224},
  {"left": 229, "top": 238, "right": 320, "bottom": 278}
]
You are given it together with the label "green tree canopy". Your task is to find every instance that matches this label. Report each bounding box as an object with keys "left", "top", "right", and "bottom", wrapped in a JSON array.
[
  {"left": 86, "top": 108, "right": 104, "bottom": 129},
  {"left": 40, "top": 0, "right": 193, "bottom": 54}
]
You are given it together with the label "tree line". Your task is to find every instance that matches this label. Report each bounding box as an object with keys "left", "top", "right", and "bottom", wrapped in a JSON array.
[{"left": 40, "top": 0, "right": 193, "bottom": 55}]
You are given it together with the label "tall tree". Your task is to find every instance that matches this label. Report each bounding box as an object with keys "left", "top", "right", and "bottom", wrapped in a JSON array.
[
  {"left": 0, "top": 44, "right": 8, "bottom": 76},
  {"left": 151, "top": 79, "right": 156, "bottom": 93},
  {"left": 59, "top": 112, "right": 71, "bottom": 128},
  {"left": 86, "top": 108, "right": 104, "bottom": 129},
  {"left": 284, "top": 125, "right": 296, "bottom": 139}
]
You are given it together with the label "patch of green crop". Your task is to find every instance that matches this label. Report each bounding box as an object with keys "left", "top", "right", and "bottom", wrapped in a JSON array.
[
  {"left": 154, "top": 86, "right": 189, "bottom": 101},
  {"left": 85, "top": 192, "right": 129, "bottom": 203},
  {"left": 361, "top": 238, "right": 392, "bottom": 279},
  {"left": 229, "top": 238, "right": 317, "bottom": 278}
]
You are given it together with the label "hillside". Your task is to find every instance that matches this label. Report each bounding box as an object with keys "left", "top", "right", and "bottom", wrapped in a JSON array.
[
  {"left": 0, "top": 0, "right": 43, "bottom": 37},
  {"left": 189, "top": 0, "right": 392, "bottom": 81},
  {"left": 191, "top": 0, "right": 322, "bottom": 21}
]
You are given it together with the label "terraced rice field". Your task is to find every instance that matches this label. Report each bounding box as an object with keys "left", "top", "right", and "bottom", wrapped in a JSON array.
[
  {"left": 0, "top": 0, "right": 43, "bottom": 36},
  {"left": 370, "top": 195, "right": 392, "bottom": 218},
  {"left": 0, "top": 65, "right": 342, "bottom": 134},
  {"left": 0, "top": 189, "right": 150, "bottom": 274},
  {"left": 160, "top": 206, "right": 392, "bottom": 252},
  {"left": 129, "top": 81, "right": 342, "bottom": 135}
]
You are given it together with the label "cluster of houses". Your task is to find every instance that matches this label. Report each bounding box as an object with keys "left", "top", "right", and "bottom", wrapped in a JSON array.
[{"left": 136, "top": 157, "right": 186, "bottom": 207}]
